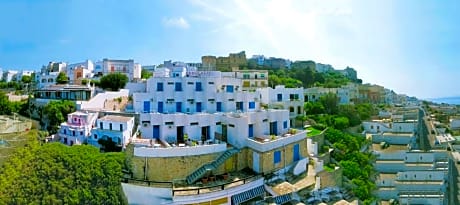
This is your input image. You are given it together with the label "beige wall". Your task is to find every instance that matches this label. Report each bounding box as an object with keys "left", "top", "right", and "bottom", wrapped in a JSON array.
[{"left": 317, "top": 167, "right": 343, "bottom": 188}]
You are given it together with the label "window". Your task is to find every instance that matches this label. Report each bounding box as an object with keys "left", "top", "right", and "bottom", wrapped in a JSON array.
[
  {"left": 274, "top": 150, "right": 281, "bottom": 164},
  {"left": 165, "top": 122, "right": 174, "bottom": 125},
  {"left": 120, "top": 124, "right": 123, "bottom": 131},
  {"left": 249, "top": 101, "right": 255, "bottom": 109},
  {"left": 297, "top": 106, "right": 302, "bottom": 114},
  {"left": 72, "top": 131, "right": 75, "bottom": 136},
  {"left": 216, "top": 102, "right": 222, "bottom": 112},
  {"left": 94, "top": 134, "right": 98, "bottom": 139},
  {"left": 190, "top": 122, "right": 199, "bottom": 126},
  {"left": 195, "top": 82, "right": 203, "bottom": 91},
  {"left": 248, "top": 124, "right": 254, "bottom": 138},
  {"left": 109, "top": 123, "right": 112, "bottom": 130},
  {"left": 229, "top": 124, "right": 235, "bottom": 128},
  {"left": 208, "top": 81, "right": 214, "bottom": 85},
  {"left": 283, "top": 121, "right": 288, "bottom": 129},
  {"left": 176, "top": 102, "right": 182, "bottom": 112},
  {"left": 289, "top": 107, "right": 294, "bottom": 113},
  {"left": 277, "top": 94, "right": 282, "bottom": 102},
  {"left": 226, "top": 85, "right": 234, "bottom": 93},
  {"left": 64, "top": 129, "right": 66, "bottom": 134},
  {"left": 100, "top": 122, "right": 103, "bottom": 129},
  {"left": 157, "top": 82, "right": 164, "bottom": 91},
  {"left": 80, "top": 131, "right": 83, "bottom": 135},
  {"left": 175, "top": 82, "right": 182, "bottom": 91}
]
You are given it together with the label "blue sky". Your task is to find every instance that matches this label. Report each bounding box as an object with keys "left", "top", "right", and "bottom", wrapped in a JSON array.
[{"left": 0, "top": 0, "right": 459, "bottom": 99}]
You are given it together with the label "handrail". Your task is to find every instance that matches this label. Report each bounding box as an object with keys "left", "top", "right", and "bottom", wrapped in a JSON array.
[
  {"left": 122, "top": 178, "right": 173, "bottom": 188},
  {"left": 172, "top": 175, "right": 261, "bottom": 196}
]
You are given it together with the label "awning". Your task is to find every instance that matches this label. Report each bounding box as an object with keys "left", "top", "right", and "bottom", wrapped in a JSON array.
[{"left": 231, "top": 185, "right": 265, "bottom": 205}]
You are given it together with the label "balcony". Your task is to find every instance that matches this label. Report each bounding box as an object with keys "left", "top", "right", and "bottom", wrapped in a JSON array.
[
  {"left": 246, "top": 129, "right": 307, "bottom": 152},
  {"left": 133, "top": 139, "right": 227, "bottom": 157}
]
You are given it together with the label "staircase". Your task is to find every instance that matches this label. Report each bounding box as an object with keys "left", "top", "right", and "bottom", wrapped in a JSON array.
[{"left": 186, "top": 148, "right": 239, "bottom": 184}]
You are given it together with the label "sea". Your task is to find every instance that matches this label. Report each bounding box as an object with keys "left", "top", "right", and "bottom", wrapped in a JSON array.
[{"left": 428, "top": 96, "right": 460, "bottom": 105}]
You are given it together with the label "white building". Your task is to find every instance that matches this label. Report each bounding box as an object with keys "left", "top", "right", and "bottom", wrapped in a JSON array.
[
  {"left": 89, "top": 115, "right": 135, "bottom": 149},
  {"left": 15, "top": 70, "right": 34, "bottom": 82},
  {"left": 2, "top": 70, "right": 18, "bottom": 82},
  {"left": 257, "top": 85, "right": 304, "bottom": 127},
  {"left": 66, "top": 60, "right": 94, "bottom": 84},
  {"left": 58, "top": 111, "right": 98, "bottom": 146},
  {"left": 94, "top": 59, "right": 141, "bottom": 81}
]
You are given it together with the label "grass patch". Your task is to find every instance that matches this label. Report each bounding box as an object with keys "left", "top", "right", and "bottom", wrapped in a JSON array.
[
  {"left": 0, "top": 129, "right": 38, "bottom": 165},
  {"left": 324, "top": 164, "right": 336, "bottom": 172},
  {"left": 307, "top": 127, "right": 323, "bottom": 136}
]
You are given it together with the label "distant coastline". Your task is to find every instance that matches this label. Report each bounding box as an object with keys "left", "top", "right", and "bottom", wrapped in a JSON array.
[{"left": 428, "top": 96, "right": 460, "bottom": 105}]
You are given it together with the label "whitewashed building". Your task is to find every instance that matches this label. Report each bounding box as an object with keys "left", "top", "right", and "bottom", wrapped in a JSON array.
[
  {"left": 89, "top": 115, "right": 135, "bottom": 149},
  {"left": 66, "top": 60, "right": 94, "bottom": 84},
  {"left": 58, "top": 111, "right": 98, "bottom": 146},
  {"left": 257, "top": 85, "right": 304, "bottom": 127},
  {"left": 94, "top": 59, "right": 141, "bottom": 81}
]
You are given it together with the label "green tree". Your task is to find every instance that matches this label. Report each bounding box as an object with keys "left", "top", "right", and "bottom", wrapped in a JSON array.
[
  {"left": 56, "top": 72, "right": 69, "bottom": 84},
  {"left": 304, "top": 102, "right": 325, "bottom": 115},
  {"left": 319, "top": 93, "right": 339, "bottom": 115},
  {"left": 99, "top": 73, "right": 128, "bottom": 91},
  {"left": 21, "top": 75, "right": 32, "bottom": 84},
  {"left": 141, "top": 69, "right": 153, "bottom": 79},
  {"left": 42, "top": 100, "right": 76, "bottom": 133},
  {"left": 333, "top": 116, "right": 350, "bottom": 130},
  {"left": 0, "top": 143, "right": 127, "bottom": 204}
]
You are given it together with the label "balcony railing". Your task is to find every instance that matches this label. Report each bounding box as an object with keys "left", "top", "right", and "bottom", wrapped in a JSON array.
[
  {"left": 246, "top": 129, "right": 307, "bottom": 152},
  {"left": 172, "top": 175, "right": 262, "bottom": 196}
]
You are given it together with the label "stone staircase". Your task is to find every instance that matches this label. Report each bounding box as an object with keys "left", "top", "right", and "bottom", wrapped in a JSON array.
[{"left": 186, "top": 148, "right": 239, "bottom": 184}]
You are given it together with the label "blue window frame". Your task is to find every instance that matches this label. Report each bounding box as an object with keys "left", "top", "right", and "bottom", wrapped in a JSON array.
[
  {"left": 277, "top": 94, "right": 282, "bottom": 102},
  {"left": 143, "top": 101, "right": 150, "bottom": 113},
  {"left": 283, "top": 121, "right": 288, "bottom": 129},
  {"left": 157, "top": 82, "right": 164, "bottom": 91},
  {"left": 158, "top": 102, "right": 164, "bottom": 113},
  {"left": 195, "top": 82, "right": 203, "bottom": 91},
  {"left": 226, "top": 85, "right": 234, "bottom": 93},
  {"left": 216, "top": 102, "right": 222, "bottom": 112},
  {"left": 175, "top": 82, "right": 182, "bottom": 91},
  {"left": 176, "top": 102, "right": 182, "bottom": 112},
  {"left": 274, "top": 150, "right": 281, "bottom": 164},
  {"left": 236, "top": 102, "right": 243, "bottom": 111},
  {"left": 249, "top": 101, "right": 255, "bottom": 109},
  {"left": 293, "top": 144, "right": 300, "bottom": 161}
]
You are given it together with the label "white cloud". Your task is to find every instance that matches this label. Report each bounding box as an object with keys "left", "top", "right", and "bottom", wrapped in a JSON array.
[{"left": 162, "top": 17, "right": 190, "bottom": 29}]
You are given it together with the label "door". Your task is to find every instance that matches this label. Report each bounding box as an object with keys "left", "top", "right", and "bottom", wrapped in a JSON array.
[
  {"left": 177, "top": 126, "right": 184, "bottom": 143},
  {"left": 176, "top": 102, "right": 182, "bottom": 113},
  {"left": 222, "top": 124, "right": 228, "bottom": 142},
  {"left": 201, "top": 126, "right": 210, "bottom": 141},
  {"left": 143, "top": 101, "right": 150, "bottom": 113},
  {"left": 158, "top": 102, "right": 164, "bottom": 113},
  {"left": 153, "top": 125, "right": 160, "bottom": 139},
  {"left": 216, "top": 102, "right": 222, "bottom": 112},
  {"left": 248, "top": 124, "right": 254, "bottom": 138},
  {"left": 253, "top": 152, "right": 260, "bottom": 173},
  {"left": 196, "top": 102, "right": 202, "bottom": 112},
  {"left": 293, "top": 144, "right": 300, "bottom": 161},
  {"left": 270, "top": 121, "right": 278, "bottom": 135}
]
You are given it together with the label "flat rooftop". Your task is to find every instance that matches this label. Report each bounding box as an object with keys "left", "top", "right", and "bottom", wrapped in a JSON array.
[
  {"left": 381, "top": 132, "right": 413, "bottom": 136},
  {"left": 99, "top": 115, "right": 133, "bottom": 122},
  {"left": 372, "top": 143, "right": 408, "bottom": 153}
]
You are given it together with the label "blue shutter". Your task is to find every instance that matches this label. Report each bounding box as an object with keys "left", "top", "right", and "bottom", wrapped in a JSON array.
[
  {"left": 226, "top": 85, "right": 234, "bottom": 93},
  {"left": 293, "top": 144, "right": 300, "bottom": 161},
  {"left": 283, "top": 121, "right": 287, "bottom": 129},
  {"left": 175, "top": 82, "right": 182, "bottom": 91},
  {"left": 153, "top": 125, "right": 160, "bottom": 139},
  {"left": 277, "top": 94, "right": 282, "bottom": 101},
  {"left": 274, "top": 151, "right": 281, "bottom": 164},
  {"left": 248, "top": 124, "right": 254, "bottom": 138},
  {"left": 158, "top": 102, "right": 164, "bottom": 113},
  {"left": 176, "top": 102, "right": 182, "bottom": 112},
  {"left": 196, "top": 102, "right": 202, "bottom": 112},
  {"left": 157, "top": 82, "right": 163, "bottom": 91},
  {"left": 196, "top": 82, "right": 202, "bottom": 91},
  {"left": 249, "top": 101, "right": 255, "bottom": 109},
  {"left": 143, "top": 101, "right": 150, "bottom": 113}
]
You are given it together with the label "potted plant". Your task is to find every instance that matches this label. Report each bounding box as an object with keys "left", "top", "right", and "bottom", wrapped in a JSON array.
[
  {"left": 222, "top": 173, "right": 229, "bottom": 180},
  {"left": 201, "top": 177, "right": 209, "bottom": 184}
]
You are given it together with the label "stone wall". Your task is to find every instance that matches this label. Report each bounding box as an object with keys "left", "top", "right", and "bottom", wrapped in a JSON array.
[{"left": 317, "top": 166, "right": 343, "bottom": 188}]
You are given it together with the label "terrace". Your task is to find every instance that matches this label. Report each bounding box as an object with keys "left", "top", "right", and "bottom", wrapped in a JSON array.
[
  {"left": 132, "top": 138, "right": 228, "bottom": 157},
  {"left": 246, "top": 129, "right": 307, "bottom": 152},
  {"left": 172, "top": 169, "right": 261, "bottom": 196}
]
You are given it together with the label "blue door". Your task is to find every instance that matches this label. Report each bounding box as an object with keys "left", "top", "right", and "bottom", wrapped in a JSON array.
[
  {"left": 270, "top": 121, "right": 278, "bottom": 135},
  {"left": 153, "top": 125, "right": 160, "bottom": 139},
  {"left": 158, "top": 102, "right": 164, "bottom": 113},
  {"left": 248, "top": 124, "right": 254, "bottom": 138},
  {"left": 176, "top": 102, "right": 182, "bottom": 112},
  {"left": 196, "top": 102, "right": 202, "bottom": 112},
  {"left": 216, "top": 102, "right": 222, "bottom": 112},
  {"left": 293, "top": 144, "right": 300, "bottom": 161},
  {"left": 143, "top": 101, "right": 150, "bottom": 113}
]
